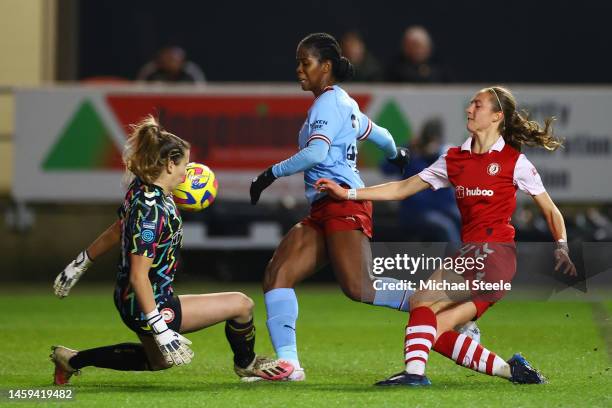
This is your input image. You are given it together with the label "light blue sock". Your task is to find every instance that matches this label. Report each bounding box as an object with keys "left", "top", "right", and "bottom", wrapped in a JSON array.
[
  {"left": 372, "top": 277, "right": 413, "bottom": 312},
  {"left": 265, "top": 288, "right": 299, "bottom": 363}
]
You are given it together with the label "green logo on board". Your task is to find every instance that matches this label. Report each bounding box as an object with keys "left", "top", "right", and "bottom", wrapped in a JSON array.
[
  {"left": 43, "top": 100, "right": 122, "bottom": 170},
  {"left": 359, "top": 99, "right": 412, "bottom": 167}
]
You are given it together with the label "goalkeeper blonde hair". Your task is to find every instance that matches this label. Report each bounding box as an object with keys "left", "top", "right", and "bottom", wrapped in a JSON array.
[{"left": 123, "top": 115, "right": 190, "bottom": 185}]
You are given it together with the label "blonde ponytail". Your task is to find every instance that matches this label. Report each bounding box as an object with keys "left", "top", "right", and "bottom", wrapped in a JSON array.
[{"left": 123, "top": 115, "right": 190, "bottom": 184}]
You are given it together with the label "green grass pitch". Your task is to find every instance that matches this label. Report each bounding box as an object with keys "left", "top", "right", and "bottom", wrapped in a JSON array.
[{"left": 1, "top": 284, "right": 611, "bottom": 407}]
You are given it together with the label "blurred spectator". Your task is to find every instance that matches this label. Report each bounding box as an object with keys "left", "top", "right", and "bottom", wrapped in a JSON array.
[
  {"left": 137, "top": 46, "right": 205, "bottom": 83},
  {"left": 386, "top": 26, "right": 452, "bottom": 83},
  {"left": 340, "top": 31, "right": 384, "bottom": 82},
  {"left": 383, "top": 119, "right": 460, "bottom": 244}
]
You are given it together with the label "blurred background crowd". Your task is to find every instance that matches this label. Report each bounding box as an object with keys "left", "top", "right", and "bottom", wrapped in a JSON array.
[
  {"left": 72, "top": 1, "right": 610, "bottom": 84},
  {"left": 1, "top": 0, "right": 611, "bottom": 283},
  {"left": 90, "top": 25, "right": 450, "bottom": 85}
]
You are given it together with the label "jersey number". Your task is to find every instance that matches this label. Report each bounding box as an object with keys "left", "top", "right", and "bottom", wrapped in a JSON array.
[{"left": 346, "top": 145, "right": 356, "bottom": 161}]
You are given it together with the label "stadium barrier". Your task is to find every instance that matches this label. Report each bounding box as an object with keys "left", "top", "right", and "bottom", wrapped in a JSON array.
[
  {"left": 4, "top": 84, "right": 612, "bottom": 281},
  {"left": 11, "top": 84, "right": 612, "bottom": 204}
]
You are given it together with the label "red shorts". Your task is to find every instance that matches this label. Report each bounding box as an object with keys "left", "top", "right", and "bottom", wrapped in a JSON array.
[
  {"left": 452, "top": 242, "right": 517, "bottom": 319},
  {"left": 300, "top": 197, "right": 373, "bottom": 238}
]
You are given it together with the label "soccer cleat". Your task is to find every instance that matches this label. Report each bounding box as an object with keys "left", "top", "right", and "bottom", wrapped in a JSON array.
[
  {"left": 241, "top": 367, "right": 305, "bottom": 383},
  {"left": 239, "top": 361, "right": 305, "bottom": 383},
  {"left": 374, "top": 371, "right": 432, "bottom": 386},
  {"left": 287, "top": 367, "right": 306, "bottom": 381},
  {"left": 234, "top": 355, "right": 294, "bottom": 381},
  {"left": 50, "top": 345, "right": 80, "bottom": 385},
  {"left": 508, "top": 353, "right": 547, "bottom": 384}
]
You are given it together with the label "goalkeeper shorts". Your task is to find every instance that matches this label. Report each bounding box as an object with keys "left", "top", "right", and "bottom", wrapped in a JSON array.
[{"left": 115, "top": 294, "right": 183, "bottom": 335}]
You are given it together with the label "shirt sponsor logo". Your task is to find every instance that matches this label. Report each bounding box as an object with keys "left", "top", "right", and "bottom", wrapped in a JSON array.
[
  {"left": 487, "top": 162, "right": 501, "bottom": 176},
  {"left": 310, "top": 119, "right": 328, "bottom": 131},
  {"left": 142, "top": 221, "right": 156, "bottom": 230},
  {"left": 456, "top": 186, "right": 494, "bottom": 198}
]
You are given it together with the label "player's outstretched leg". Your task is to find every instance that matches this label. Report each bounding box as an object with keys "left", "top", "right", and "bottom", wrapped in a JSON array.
[
  {"left": 326, "top": 230, "right": 416, "bottom": 314},
  {"left": 434, "top": 331, "right": 545, "bottom": 383},
  {"left": 325, "top": 230, "right": 481, "bottom": 342},
  {"left": 50, "top": 343, "right": 153, "bottom": 385},
  {"left": 432, "top": 302, "right": 545, "bottom": 384},
  {"left": 434, "top": 330, "right": 509, "bottom": 376}
]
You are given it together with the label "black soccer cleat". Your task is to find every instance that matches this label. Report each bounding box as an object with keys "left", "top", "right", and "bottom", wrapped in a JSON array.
[
  {"left": 508, "top": 353, "right": 547, "bottom": 384},
  {"left": 375, "top": 371, "right": 432, "bottom": 386}
]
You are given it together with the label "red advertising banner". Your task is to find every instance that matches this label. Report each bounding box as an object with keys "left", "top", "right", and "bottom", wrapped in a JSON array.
[{"left": 107, "top": 94, "right": 371, "bottom": 169}]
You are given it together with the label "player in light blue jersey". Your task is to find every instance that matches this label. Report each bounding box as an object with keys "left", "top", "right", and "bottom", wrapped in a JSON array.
[{"left": 249, "top": 33, "right": 413, "bottom": 381}]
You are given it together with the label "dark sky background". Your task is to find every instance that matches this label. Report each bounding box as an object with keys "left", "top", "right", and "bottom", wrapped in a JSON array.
[{"left": 78, "top": 0, "right": 612, "bottom": 83}]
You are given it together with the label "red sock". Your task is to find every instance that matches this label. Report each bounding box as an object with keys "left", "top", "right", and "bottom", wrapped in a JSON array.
[
  {"left": 434, "top": 330, "right": 507, "bottom": 376},
  {"left": 404, "top": 306, "right": 437, "bottom": 375}
]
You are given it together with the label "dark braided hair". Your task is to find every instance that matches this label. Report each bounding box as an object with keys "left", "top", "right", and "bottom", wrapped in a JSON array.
[{"left": 298, "top": 33, "right": 354, "bottom": 82}]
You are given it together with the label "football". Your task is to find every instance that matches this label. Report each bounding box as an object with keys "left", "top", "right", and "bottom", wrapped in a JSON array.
[{"left": 172, "top": 162, "right": 218, "bottom": 211}]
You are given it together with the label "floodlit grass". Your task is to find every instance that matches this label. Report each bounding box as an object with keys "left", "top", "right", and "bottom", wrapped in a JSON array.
[{"left": 1, "top": 284, "right": 611, "bottom": 407}]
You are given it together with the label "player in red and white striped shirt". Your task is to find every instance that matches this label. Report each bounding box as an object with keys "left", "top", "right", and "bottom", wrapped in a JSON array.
[{"left": 317, "top": 86, "right": 577, "bottom": 386}]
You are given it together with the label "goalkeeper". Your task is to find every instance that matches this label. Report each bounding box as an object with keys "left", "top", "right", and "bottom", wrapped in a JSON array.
[{"left": 50, "top": 116, "right": 293, "bottom": 385}]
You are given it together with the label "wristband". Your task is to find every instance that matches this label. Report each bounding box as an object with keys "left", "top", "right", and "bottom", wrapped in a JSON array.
[
  {"left": 76, "top": 250, "right": 93, "bottom": 268},
  {"left": 556, "top": 239, "right": 569, "bottom": 254},
  {"left": 347, "top": 189, "right": 357, "bottom": 200},
  {"left": 145, "top": 309, "right": 169, "bottom": 334}
]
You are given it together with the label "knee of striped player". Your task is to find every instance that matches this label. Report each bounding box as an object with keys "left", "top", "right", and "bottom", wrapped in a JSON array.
[
  {"left": 435, "top": 320, "right": 456, "bottom": 338},
  {"left": 434, "top": 331, "right": 510, "bottom": 378}
]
